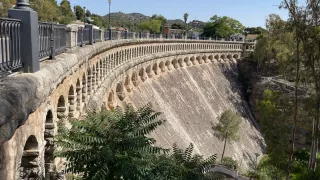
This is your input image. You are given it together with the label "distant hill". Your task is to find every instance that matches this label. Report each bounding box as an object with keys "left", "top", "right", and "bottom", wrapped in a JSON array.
[{"left": 103, "top": 12, "right": 205, "bottom": 31}]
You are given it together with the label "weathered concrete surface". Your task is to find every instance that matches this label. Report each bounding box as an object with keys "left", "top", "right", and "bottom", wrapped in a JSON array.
[{"left": 126, "top": 62, "right": 264, "bottom": 170}]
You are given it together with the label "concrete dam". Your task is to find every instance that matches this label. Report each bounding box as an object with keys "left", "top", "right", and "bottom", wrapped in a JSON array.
[
  {"left": 0, "top": 39, "right": 262, "bottom": 179},
  {"left": 127, "top": 60, "right": 263, "bottom": 169}
]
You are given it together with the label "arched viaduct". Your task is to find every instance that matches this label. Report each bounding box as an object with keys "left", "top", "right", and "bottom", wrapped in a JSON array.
[{"left": 0, "top": 39, "right": 255, "bottom": 179}]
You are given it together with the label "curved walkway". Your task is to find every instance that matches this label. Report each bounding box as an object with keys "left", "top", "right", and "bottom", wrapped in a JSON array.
[{"left": 208, "top": 165, "right": 250, "bottom": 180}]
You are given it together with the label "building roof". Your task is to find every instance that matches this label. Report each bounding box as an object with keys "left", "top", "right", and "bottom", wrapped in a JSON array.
[{"left": 246, "top": 34, "right": 259, "bottom": 39}]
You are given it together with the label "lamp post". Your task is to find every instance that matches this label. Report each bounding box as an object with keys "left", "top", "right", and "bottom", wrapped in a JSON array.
[
  {"left": 15, "top": 0, "right": 31, "bottom": 9},
  {"left": 83, "top": 6, "right": 86, "bottom": 26},
  {"left": 139, "top": 15, "right": 142, "bottom": 38},
  {"left": 108, "top": 0, "right": 112, "bottom": 29},
  {"left": 107, "top": 0, "right": 112, "bottom": 40}
]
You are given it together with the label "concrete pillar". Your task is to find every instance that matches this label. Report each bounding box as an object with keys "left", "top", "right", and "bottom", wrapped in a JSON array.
[
  {"left": 117, "top": 31, "right": 121, "bottom": 40},
  {"left": 66, "top": 25, "right": 78, "bottom": 50},
  {"left": 100, "top": 30, "right": 104, "bottom": 41},
  {"left": 8, "top": 1, "right": 39, "bottom": 72},
  {"left": 146, "top": 33, "right": 150, "bottom": 39}
]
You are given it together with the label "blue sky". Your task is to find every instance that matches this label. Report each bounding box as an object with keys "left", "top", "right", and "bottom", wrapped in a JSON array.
[{"left": 58, "top": 0, "right": 288, "bottom": 27}]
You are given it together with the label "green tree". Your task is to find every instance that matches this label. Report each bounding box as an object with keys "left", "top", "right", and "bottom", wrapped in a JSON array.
[
  {"left": 140, "top": 19, "right": 161, "bottom": 33},
  {"left": 171, "top": 143, "right": 217, "bottom": 180},
  {"left": 258, "top": 90, "right": 292, "bottom": 174},
  {"left": 151, "top": 14, "right": 167, "bottom": 31},
  {"left": 221, "top": 157, "right": 238, "bottom": 170},
  {"left": 0, "top": 0, "right": 15, "bottom": 18},
  {"left": 171, "top": 23, "right": 183, "bottom": 29},
  {"left": 56, "top": 104, "right": 168, "bottom": 179},
  {"left": 85, "top": 9, "right": 91, "bottom": 17},
  {"left": 212, "top": 110, "right": 242, "bottom": 161},
  {"left": 59, "top": 0, "right": 74, "bottom": 24},
  {"left": 202, "top": 15, "right": 245, "bottom": 38},
  {"left": 244, "top": 26, "right": 267, "bottom": 35},
  {"left": 74, "top": 5, "right": 84, "bottom": 21},
  {"left": 30, "top": 0, "right": 61, "bottom": 22}
]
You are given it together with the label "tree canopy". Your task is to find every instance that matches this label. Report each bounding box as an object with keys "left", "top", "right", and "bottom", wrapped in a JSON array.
[
  {"left": 212, "top": 110, "right": 242, "bottom": 160},
  {"left": 56, "top": 104, "right": 219, "bottom": 179},
  {"left": 202, "top": 15, "right": 245, "bottom": 38},
  {"left": 171, "top": 23, "right": 183, "bottom": 29},
  {"left": 74, "top": 5, "right": 85, "bottom": 21},
  {"left": 140, "top": 19, "right": 162, "bottom": 33}
]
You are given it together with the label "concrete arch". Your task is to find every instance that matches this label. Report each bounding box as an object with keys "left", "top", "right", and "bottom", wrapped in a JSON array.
[
  {"left": 124, "top": 75, "right": 132, "bottom": 92},
  {"left": 44, "top": 110, "right": 54, "bottom": 179},
  {"left": 165, "top": 60, "right": 172, "bottom": 71},
  {"left": 76, "top": 79, "right": 81, "bottom": 111},
  {"left": 172, "top": 59, "right": 179, "bottom": 69},
  {"left": 108, "top": 90, "right": 115, "bottom": 110},
  {"left": 82, "top": 73, "right": 87, "bottom": 105},
  {"left": 93, "top": 65, "right": 98, "bottom": 88},
  {"left": 20, "top": 135, "right": 40, "bottom": 179},
  {"left": 227, "top": 54, "right": 233, "bottom": 61},
  {"left": 184, "top": 57, "right": 191, "bottom": 66},
  {"left": 153, "top": 63, "right": 160, "bottom": 75},
  {"left": 131, "top": 72, "right": 139, "bottom": 86},
  {"left": 233, "top": 54, "right": 239, "bottom": 60},
  {"left": 202, "top": 55, "right": 208, "bottom": 63},
  {"left": 146, "top": 65, "right": 153, "bottom": 78},
  {"left": 57, "top": 95, "right": 67, "bottom": 122},
  {"left": 196, "top": 56, "right": 202, "bottom": 64},
  {"left": 87, "top": 68, "right": 93, "bottom": 96},
  {"left": 208, "top": 55, "right": 213, "bottom": 61},
  {"left": 139, "top": 68, "right": 147, "bottom": 82},
  {"left": 116, "top": 82, "right": 125, "bottom": 101},
  {"left": 221, "top": 54, "right": 226, "bottom": 61},
  {"left": 214, "top": 55, "right": 219, "bottom": 61},
  {"left": 190, "top": 56, "right": 197, "bottom": 65},
  {"left": 178, "top": 58, "right": 184, "bottom": 67},
  {"left": 159, "top": 61, "right": 166, "bottom": 72},
  {"left": 99, "top": 60, "right": 103, "bottom": 82},
  {"left": 68, "top": 85, "right": 75, "bottom": 118}
]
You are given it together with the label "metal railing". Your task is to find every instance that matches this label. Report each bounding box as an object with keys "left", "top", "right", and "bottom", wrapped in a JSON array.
[
  {"left": 120, "top": 31, "right": 126, "bottom": 39},
  {"left": 53, "top": 24, "right": 66, "bottom": 55},
  {"left": 77, "top": 27, "right": 83, "bottom": 46},
  {"left": 127, "top": 32, "right": 134, "bottom": 39},
  {"left": 38, "top": 22, "right": 52, "bottom": 59},
  {"left": 104, "top": 30, "right": 110, "bottom": 40},
  {"left": 0, "top": 18, "right": 21, "bottom": 74},
  {"left": 141, "top": 33, "right": 148, "bottom": 39},
  {"left": 83, "top": 27, "right": 90, "bottom": 45},
  {"left": 39, "top": 23, "right": 66, "bottom": 59},
  {"left": 94, "top": 29, "right": 102, "bottom": 43},
  {"left": 111, "top": 31, "right": 117, "bottom": 40}
]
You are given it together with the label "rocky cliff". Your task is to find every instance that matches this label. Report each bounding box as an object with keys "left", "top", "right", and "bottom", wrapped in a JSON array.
[{"left": 125, "top": 61, "right": 265, "bottom": 170}]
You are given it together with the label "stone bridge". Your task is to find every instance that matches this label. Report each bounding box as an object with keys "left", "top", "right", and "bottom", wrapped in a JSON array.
[{"left": 0, "top": 39, "right": 256, "bottom": 179}]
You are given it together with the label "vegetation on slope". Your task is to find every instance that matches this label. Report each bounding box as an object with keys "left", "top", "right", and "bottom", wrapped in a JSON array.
[
  {"left": 241, "top": 0, "right": 320, "bottom": 179},
  {"left": 56, "top": 104, "right": 230, "bottom": 180}
]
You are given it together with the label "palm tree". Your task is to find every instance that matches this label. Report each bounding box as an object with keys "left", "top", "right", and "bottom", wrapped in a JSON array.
[
  {"left": 183, "top": 13, "right": 189, "bottom": 26},
  {"left": 183, "top": 13, "right": 189, "bottom": 36},
  {"left": 212, "top": 110, "right": 242, "bottom": 162},
  {"left": 56, "top": 103, "right": 168, "bottom": 179}
]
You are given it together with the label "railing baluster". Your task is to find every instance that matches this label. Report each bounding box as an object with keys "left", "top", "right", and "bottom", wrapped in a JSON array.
[{"left": 0, "top": 18, "right": 22, "bottom": 76}]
